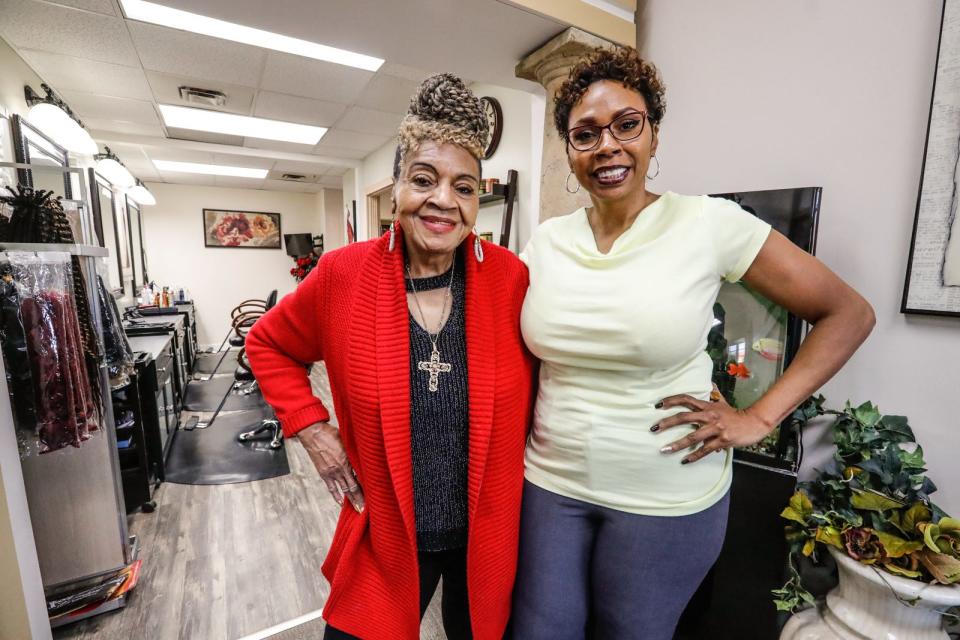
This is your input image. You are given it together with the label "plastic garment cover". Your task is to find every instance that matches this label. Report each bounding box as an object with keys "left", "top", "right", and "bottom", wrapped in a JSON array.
[
  {"left": 0, "top": 252, "right": 101, "bottom": 455},
  {"left": 96, "top": 275, "right": 134, "bottom": 388}
]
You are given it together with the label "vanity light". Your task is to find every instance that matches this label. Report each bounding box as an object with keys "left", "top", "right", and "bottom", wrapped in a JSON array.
[
  {"left": 128, "top": 180, "right": 156, "bottom": 206},
  {"left": 24, "top": 85, "right": 98, "bottom": 155},
  {"left": 94, "top": 147, "right": 136, "bottom": 189},
  {"left": 158, "top": 104, "right": 327, "bottom": 145},
  {"left": 152, "top": 160, "right": 268, "bottom": 179},
  {"left": 119, "top": 0, "right": 384, "bottom": 71}
]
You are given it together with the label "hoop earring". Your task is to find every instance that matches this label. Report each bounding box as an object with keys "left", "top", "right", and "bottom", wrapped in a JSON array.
[
  {"left": 565, "top": 171, "right": 581, "bottom": 194},
  {"left": 388, "top": 216, "right": 397, "bottom": 251},
  {"left": 647, "top": 155, "right": 661, "bottom": 180},
  {"left": 474, "top": 234, "right": 484, "bottom": 263}
]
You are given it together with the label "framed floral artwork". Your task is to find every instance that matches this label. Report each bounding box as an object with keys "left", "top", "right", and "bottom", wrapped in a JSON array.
[{"left": 203, "top": 209, "right": 281, "bottom": 249}]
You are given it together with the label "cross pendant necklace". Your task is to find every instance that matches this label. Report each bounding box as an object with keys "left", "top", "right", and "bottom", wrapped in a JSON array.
[{"left": 406, "top": 260, "right": 456, "bottom": 393}]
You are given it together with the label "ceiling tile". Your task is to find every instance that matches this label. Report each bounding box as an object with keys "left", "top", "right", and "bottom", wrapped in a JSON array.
[
  {"left": 214, "top": 175, "right": 265, "bottom": 189},
  {"left": 146, "top": 148, "right": 216, "bottom": 165},
  {"left": 166, "top": 127, "right": 244, "bottom": 147},
  {"left": 317, "top": 128, "right": 390, "bottom": 155},
  {"left": 158, "top": 172, "right": 217, "bottom": 186},
  {"left": 145, "top": 71, "right": 255, "bottom": 115},
  {"left": 379, "top": 62, "right": 438, "bottom": 84},
  {"left": 0, "top": 0, "right": 139, "bottom": 65},
  {"left": 253, "top": 92, "right": 345, "bottom": 127},
  {"left": 87, "top": 119, "right": 165, "bottom": 137},
  {"left": 260, "top": 52, "right": 374, "bottom": 104},
  {"left": 324, "top": 165, "right": 348, "bottom": 177},
  {"left": 310, "top": 143, "right": 368, "bottom": 161},
  {"left": 210, "top": 154, "right": 274, "bottom": 169},
  {"left": 19, "top": 49, "right": 153, "bottom": 101},
  {"left": 59, "top": 91, "right": 159, "bottom": 124},
  {"left": 127, "top": 21, "right": 266, "bottom": 87},
  {"left": 272, "top": 160, "right": 340, "bottom": 175},
  {"left": 263, "top": 179, "right": 321, "bottom": 193},
  {"left": 333, "top": 107, "right": 402, "bottom": 137},
  {"left": 318, "top": 175, "right": 343, "bottom": 188},
  {"left": 243, "top": 138, "right": 320, "bottom": 154},
  {"left": 355, "top": 73, "right": 418, "bottom": 114},
  {"left": 43, "top": 0, "right": 118, "bottom": 15}
]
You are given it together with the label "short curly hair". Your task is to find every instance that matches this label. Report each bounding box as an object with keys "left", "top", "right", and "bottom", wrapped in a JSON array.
[
  {"left": 394, "top": 73, "right": 488, "bottom": 179},
  {"left": 553, "top": 46, "right": 666, "bottom": 140}
]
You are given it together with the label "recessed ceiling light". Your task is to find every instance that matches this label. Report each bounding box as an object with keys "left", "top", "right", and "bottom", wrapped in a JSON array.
[
  {"left": 159, "top": 104, "right": 326, "bottom": 145},
  {"left": 153, "top": 160, "right": 267, "bottom": 179},
  {"left": 119, "top": 0, "right": 384, "bottom": 71}
]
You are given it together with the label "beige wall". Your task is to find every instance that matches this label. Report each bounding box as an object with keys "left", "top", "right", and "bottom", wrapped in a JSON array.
[
  {"left": 141, "top": 182, "right": 325, "bottom": 347},
  {"left": 505, "top": 0, "right": 636, "bottom": 46},
  {"left": 638, "top": 1, "right": 959, "bottom": 513}
]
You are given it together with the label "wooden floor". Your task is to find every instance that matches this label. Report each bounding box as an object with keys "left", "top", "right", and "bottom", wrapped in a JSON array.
[{"left": 53, "top": 364, "right": 445, "bottom": 640}]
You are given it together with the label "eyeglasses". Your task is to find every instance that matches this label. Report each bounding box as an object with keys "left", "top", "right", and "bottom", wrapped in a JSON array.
[{"left": 566, "top": 111, "right": 649, "bottom": 152}]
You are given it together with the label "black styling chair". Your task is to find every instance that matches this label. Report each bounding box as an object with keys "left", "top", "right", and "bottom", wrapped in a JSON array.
[{"left": 234, "top": 292, "right": 282, "bottom": 449}]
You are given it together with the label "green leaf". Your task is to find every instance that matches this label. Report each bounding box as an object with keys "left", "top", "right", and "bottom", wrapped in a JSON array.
[
  {"left": 781, "top": 491, "right": 814, "bottom": 525},
  {"left": 854, "top": 402, "right": 881, "bottom": 427},
  {"left": 874, "top": 530, "right": 924, "bottom": 558},
  {"left": 815, "top": 526, "right": 843, "bottom": 549},
  {"left": 901, "top": 502, "right": 933, "bottom": 534},
  {"left": 898, "top": 445, "right": 926, "bottom": 470},
  {"left": 879, "top": 414, "right": 915, "bottom": 442},
  {"left": 919, "top": 549, "right": 960, "bottom": 584},
  {"left": 939, "top": 517, "right": 960, "bottom": 534},
  {"left": 882, "top": 560, "right": 923, "bottom": 579},
  {"left": 851, "top": 488, "right": 905, "bottom": 512}
]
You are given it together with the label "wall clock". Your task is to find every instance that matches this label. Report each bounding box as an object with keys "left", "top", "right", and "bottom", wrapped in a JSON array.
[{"left": 480, "top": 96, "right": 502, "bottom": 160}]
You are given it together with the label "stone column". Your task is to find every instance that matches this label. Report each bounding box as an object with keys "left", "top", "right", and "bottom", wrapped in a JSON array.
[{"left": 516, "top": 27, "right": 617, "bottom": 222}]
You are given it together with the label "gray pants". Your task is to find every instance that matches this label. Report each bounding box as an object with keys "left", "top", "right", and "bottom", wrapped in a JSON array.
[{"left": 510, "top": 481, "right": 729, "bottom": 640}]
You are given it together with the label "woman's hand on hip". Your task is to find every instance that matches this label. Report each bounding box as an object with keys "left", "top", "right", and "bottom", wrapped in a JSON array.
[
  {"left": 296, "top": 422, "right": 364, "bottom": 512},
  {"left": 652, "top": 391, "right": 773, "bottom": 464}
]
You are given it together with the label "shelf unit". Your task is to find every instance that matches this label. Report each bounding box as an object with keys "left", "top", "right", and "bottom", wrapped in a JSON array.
[{"left": 478, "top": 169, "right": 518, "bottom": 249}]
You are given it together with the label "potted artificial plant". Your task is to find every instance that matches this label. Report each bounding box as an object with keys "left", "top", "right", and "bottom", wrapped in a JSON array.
[{"left": 776, "top": 397, "right": 960, "bottom": 640}]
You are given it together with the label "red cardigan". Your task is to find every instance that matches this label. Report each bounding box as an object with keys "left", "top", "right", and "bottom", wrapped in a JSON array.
[{"left": 246, "top": 232, "right": 535, "bottom": 640}]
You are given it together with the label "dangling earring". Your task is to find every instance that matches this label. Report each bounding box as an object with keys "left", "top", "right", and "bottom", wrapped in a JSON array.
[
  {"left": 565, "top": 171, "right": 581, "bottom": 194},
  {"left": 388, "top": 215, "right": 397, "bottom": 251},
  {"left": 474, "top": 234, "right": 484, "bottom": 263},
  {"left": 647, "top": 155, "right": 661, "bottom": 180}
]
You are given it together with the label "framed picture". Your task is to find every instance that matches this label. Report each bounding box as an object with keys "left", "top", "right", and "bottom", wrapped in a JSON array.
[
  {"left": 203, "top": 209, "right": 281, "bottom": 249},
  {"left": 479, "top": 231, "right": 494, "bottom": 243},
  {"left": 903, "top": 0, "right": 960, "bottom": 316}
]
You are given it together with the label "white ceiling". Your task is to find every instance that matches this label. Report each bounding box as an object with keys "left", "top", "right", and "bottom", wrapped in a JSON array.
[{"left": 0, "top": 0, "right": 566, "bottom": 192}]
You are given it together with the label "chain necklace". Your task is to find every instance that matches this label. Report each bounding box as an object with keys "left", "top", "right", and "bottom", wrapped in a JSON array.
[{"left": 405, "top": 259, "right": 456, "bottom": 392}]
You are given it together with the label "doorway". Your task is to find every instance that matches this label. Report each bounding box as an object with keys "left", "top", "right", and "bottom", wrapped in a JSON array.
[{"left": 365, "top": 178, "right": 394, "bottom": 241}]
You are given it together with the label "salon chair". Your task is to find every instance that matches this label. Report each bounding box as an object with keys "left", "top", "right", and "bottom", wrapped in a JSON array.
[{"left": 233, "top": 297, "right": 283, "bottom": 450}]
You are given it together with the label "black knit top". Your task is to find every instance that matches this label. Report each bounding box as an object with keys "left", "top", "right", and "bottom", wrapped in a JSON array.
[{"left": 406, "top": 253, "right": 469, "bottom": 551}]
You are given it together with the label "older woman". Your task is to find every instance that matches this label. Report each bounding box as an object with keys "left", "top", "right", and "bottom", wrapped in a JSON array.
[
  {"left": 246, "top": 74, "right": 534, "bottom": 640},
  {"left": 511, "top": 47, "right": 875, "bottom": 640}
]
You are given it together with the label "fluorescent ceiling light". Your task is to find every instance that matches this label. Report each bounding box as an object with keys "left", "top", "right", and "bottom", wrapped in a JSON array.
[
  {"left": 159, "top": 104, "right": 326, "bottom": 144},
  {"left": 128, "top": 184, "right": 156, "bottom": 206},
  {"left": 153, "top": 160, "right": 267, "bottom": 179},
  {"left": 27, "top": 103, "right": 98, "bottom": 155},
  {"left": 119, "top": 0, "right": 384, "bottom": 71}
]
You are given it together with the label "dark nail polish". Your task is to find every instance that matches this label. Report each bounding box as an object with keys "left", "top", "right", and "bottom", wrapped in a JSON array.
[
  {"left": 655, "top": 401, "right": 664, "bottom": 409},
  {"left": 650, "top": 424, "right": 660, "bottom": 432},
  {"left": 681, "top": 459, "right": 690, "bottom": 465}
]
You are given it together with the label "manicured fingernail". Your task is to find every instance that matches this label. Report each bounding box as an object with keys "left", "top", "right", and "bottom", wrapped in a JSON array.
[
  {"left": 660, "top": 445, "right": 672, "bottom": 453},
  {"left": 353, "top": 504, "right": 362, "bottom": 514},
  {"left": 650, "top": 424, "right": 660, "bottom": 432},
  {"left": 655, "top": 401, "right": 664, "bottom": 409},
  {"left": 681, "top": 459, "right": 690, "bottom": 465}
]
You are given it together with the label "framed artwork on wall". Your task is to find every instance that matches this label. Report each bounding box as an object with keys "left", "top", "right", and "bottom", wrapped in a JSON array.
[
  {"left": 203, "top": 209, "right": 281, "bottom": 249},
  {"left": 903, "top": 0, "right": 960, "bottom": 316}
]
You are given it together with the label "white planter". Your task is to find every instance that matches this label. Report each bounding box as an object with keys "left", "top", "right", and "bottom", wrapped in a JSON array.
[{"left": 780, "top": 548, "right": 960, "bottom": 640}]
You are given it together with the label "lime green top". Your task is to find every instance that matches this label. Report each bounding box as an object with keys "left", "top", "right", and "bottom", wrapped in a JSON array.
[{"left": 520, "top": 192, "right": 771, "bottom": 515}]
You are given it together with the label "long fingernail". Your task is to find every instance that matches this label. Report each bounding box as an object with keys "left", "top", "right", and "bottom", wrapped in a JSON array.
[
  {"left": 681, "top": 459, "right": 690, "bottom": 465},
  {"left": 660, "top": 445, "right": 672, "bottom": 453},
  {"left": 650, "top": 424, "right": 660, "bottom": 432},
  {"left": 353, "top": 504, "right": 362, "bottom": 513},
  {"left": 655, "top": 401, "right": 664, "bottom": 409}
]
